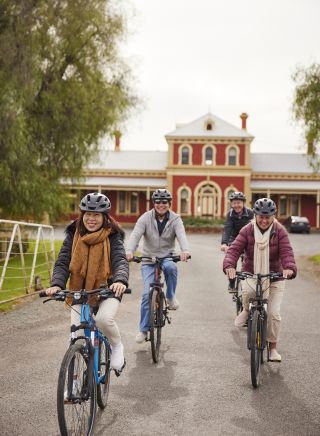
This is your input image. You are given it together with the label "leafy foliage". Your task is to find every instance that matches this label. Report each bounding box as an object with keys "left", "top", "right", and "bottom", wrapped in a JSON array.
[
  {"left": 292, "top": 63, "right": 320, "bottom": 172},
  {"left": 0, "top": 0, "right": 137, "bottom": 220}
]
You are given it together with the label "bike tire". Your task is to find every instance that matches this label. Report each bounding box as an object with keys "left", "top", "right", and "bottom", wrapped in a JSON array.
[
  {"left": 97, "top": 338, "right": 111, "bottom": 410},
  {"left": 250, "top": 310, "right": 262, "bottom": 388},
  {"left": 149, "top": 289, "right": 162, "bottom": 363},
  {"left": 57, "top": 342, "right": 97, "bottom": 436}
]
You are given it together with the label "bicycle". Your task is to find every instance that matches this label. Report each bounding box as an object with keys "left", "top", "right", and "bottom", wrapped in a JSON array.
[
  {"left": 133, "top": 254, "right": 190, "bottom": 363},
  {"left": 40, "top": 286, "right": 131, "bottom": 436},
  {"left": 235, "top": 271, "right": 283, "bottom": 388},
  {"left": 228, "top": 255, "right": 244, "bottom": 315}
]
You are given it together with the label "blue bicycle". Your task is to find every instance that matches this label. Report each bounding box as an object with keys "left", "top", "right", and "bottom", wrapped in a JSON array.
[{"left": 40, "top": 286, "right": 130, "bottom": 436}]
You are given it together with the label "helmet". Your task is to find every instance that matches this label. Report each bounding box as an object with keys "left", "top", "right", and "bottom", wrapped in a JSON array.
[
  {"left": 253, "top": 198, "right": 277, "bottom": 216},
  {"left": 152, "top": 189, "right": 172, "bottom": 202},
  {"left": 229, "top": 191, "right": 246, "bottom": 202},
  {"left": 79, "top": 192, "right": 111, "bottom": 213}
]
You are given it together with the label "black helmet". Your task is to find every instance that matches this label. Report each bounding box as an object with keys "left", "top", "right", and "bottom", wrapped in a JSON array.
[
  {"left": 152, "top": 189, "right": 172, "bottom": 202},
  {"left": 253, "top": 198, "right": 277, "bottom": 216},
  {"left": 79, "top": 192, "right": 111, "bottom": 213},
  {"left": 229, "top": 191, "right": 246, "bottom": 202}
]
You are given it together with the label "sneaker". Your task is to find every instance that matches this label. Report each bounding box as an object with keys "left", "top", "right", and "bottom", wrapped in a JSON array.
[
  {"left": 167, "top": 298, "right": 179, "bottom": 310},
  {"left": 234, "top": 310, "right": 249, "bottom": 327},
  {"left": 64, "top": 378, "right": 81, "bottom": 400},
  {"left": 110, "top": 342, "right": 125, "bottom": 370},
  {"left": 135, "top": 331, "right": 147, "bottom": 344},
  {"left": 269, "top": 348, "right": 281, "bottom": 362}
]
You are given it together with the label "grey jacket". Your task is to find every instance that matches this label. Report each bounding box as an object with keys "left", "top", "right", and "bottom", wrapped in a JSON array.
[{"left": 126, "top": 209, "right": 189, "bottom": 258}]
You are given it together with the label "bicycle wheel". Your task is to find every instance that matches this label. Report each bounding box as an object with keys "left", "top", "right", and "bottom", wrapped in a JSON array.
[
  {"left": 149, "top": 289, "right": 163, "bottom": 363},
  {"left": 236, "top": 280, "right": 243, "bottom": 315},
  {"left": 97, "top": 338, "right": 111, "bottom": 409},
  {"left": 250, "top": 310, "right": 262, "bottom": 388},
  {"left": 57, "top": 342, "right": 97, "bottom": 436}
]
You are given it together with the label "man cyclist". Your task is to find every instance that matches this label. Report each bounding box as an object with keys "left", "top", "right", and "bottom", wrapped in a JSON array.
[
  {"left": 221, "top": 191, "right": 254, "bottom": 253},
  {"left": 126, "top": 189, "right": 190, "bottom": 344}
]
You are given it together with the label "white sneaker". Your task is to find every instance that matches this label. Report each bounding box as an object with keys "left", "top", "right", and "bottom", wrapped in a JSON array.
[
  {"left": 64, "top": 378, "right": 81, "bottom": 400},
  {"left": 167, "top": 298, "right": 179, "bottom": 310},
  {"left": 135, "top": 331, "right": 147, "bottom": 344},
  {"left": 110, "top": 342, "right": 125, "bottom": 370},
  {"left": 269, "top": 348, "right": 281, "bottom": 362},
  {"left": 234, "top": 310, "right": 249, "bottom": 327}
]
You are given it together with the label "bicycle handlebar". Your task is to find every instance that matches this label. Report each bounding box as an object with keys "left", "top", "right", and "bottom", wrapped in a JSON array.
[
  {"left": 235, "top": 271, "right": 283, "bottom": 281},
  {"left": 39, "top": 287, "right": 131, "bottom": 300},
  {"left": 132, "top": 254, "right": 191, "bottom": 263}
]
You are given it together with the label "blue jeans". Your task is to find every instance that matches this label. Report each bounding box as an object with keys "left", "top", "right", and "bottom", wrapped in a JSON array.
[{"left": 139, "top": 259, "right": 178, "bottom": 332}]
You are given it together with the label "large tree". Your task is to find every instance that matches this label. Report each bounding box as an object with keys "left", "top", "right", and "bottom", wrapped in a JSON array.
[
  {"left": 0, "top": 0, "right": 137, "bottom": 220},
  {"left": 292, "top": 63, "right": 320, "bottom": 172}
]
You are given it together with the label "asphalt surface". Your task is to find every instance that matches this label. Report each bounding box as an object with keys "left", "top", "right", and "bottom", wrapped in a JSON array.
[{"left": 0, "top": 232, "right": 320, "bottom": 436}]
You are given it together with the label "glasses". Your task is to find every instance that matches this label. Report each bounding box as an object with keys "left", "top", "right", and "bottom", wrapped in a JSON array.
[{"left": 154, "top": 200, "right": 169, "bottom": 205}]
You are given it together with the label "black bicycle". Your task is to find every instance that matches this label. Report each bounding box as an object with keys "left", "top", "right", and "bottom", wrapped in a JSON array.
[
  {"left": 235, "top": 271, "right": 283, "bottom": 388},
  {"left": 133, "top": 254, "right": 190, "bottom": 363},
  {"left": 40, "top": 286, "right": 130, "bottom": 436},
  {"left": 228, "top": 255, "right": 244, "bottom": 315}
]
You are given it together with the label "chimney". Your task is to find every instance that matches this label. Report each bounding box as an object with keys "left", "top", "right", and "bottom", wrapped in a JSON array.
[
  {"left": 240, "top": 113, "right": 248, "bottom": 130},
  {"left": 114, "top": 130, "right": 121, "bottom": 152}
]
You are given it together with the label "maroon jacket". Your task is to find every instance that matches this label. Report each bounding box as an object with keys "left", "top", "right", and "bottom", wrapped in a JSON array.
[{"left": 223, "top": 221, "right": 297, "bottom": 278}]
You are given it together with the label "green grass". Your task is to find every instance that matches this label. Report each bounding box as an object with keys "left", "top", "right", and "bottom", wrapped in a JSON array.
[
  {"left": 182, "top": 216, "right": 224, "bottom": 227},
  {"left": 308, "top": 254, "right": 320, "bottom": 264},
  {"left": 0, "top": 240, "right": 62, "bottom": 311}
]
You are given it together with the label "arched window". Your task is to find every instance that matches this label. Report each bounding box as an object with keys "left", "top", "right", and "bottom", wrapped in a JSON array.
[
  {"left": 181, "top": 146, "right": 190, "bottom": 165},
  {"left": 180, "top": 188, "right": 189, "bottom": 214},
  {"left": 205, "top": 147, "right": 213, "bottom": 165},
  {"left": 206, "top": 123, "right": 212, "bottom": 131},
  {"left": 228, "top": 147, "right": 237, "bottom": 165}
]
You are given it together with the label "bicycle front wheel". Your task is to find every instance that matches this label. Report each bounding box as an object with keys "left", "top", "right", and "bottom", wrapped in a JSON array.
[
  {"left": 57, "top": 342, "right": 97, "bottom": 436},
  {"left": 149, "top": 289, "right": 163, "bottom": 363},
  {"left": 97, "top": 338, "right": 111, "bottom": 409},
  {"left": 235, "top": 280, "right": 243, "bottom": 315},
  {"left": 250, "top": 311, "right": 262, "bottom": 388}
]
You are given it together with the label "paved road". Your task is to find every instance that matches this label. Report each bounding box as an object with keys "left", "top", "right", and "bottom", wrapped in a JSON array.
[{"left": 0, "top": 233, "right": 320, "bottom": 435}]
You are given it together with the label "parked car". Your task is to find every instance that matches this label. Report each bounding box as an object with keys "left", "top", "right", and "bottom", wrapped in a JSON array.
[{"left": 283, "top": 216, "right": 311, "bottom": 234}]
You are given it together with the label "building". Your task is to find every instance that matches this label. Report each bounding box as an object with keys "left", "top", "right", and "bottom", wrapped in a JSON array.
[{"left": 65, "top": 113, "right": 320, "bottom": 228}]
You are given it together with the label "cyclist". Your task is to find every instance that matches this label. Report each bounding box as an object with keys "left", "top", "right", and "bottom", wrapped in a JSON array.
[
  {"left": 45, "top": 192, "right": 129, "bottom": 371},
  {"left": 126, "top": 189, "right": 190, "bottom": 344},
  {"left": 223, "top": 197, "right": 297, "bottom": 362},
  {"left": 221, "top": 191, "right": 254, "bottom": 253}
]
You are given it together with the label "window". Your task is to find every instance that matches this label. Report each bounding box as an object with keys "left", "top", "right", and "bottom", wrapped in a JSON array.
[
  {"left": 228, "top": 147, "right": 237, "bottom": 165},
  {"left": 181, "top": 146, "right": 190, "bottom": 165},
  {"left": 205, "top": 147, "right": 213, "bottom": 165},
  {"left": 118, "top": 191, "right": 139, "bottom": 215},
  {"left": 279, "top": 197, "right": 287, "bottom": 216},
  {"left": 206, "top": 123, "right": 212, "bottom": 131},
  {"left": 291, "top": 196, "right": 299, "bottom": 216},
  {"left": 180, "top": 189, "right": 189, "bottom": 214}
]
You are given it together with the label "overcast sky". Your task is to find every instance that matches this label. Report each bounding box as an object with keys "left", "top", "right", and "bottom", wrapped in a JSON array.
[{"left": 108, "top": 0, "right": 320, "bottom": 154}]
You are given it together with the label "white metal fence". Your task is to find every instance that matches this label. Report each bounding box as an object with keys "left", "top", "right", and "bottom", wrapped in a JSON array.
[{"left": 0, "top": 220, "right": 55, "bottom": 299}]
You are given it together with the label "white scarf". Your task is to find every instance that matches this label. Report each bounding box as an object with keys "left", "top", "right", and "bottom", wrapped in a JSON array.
[{"left": 253, "top": 217, "right": 275, "bottom": 291}]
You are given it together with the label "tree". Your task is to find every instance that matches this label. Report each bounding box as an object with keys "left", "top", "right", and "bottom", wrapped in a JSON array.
[
  {"left": 292, "top": 63, "right": 320, "bottom": 172},
  {"left": 0, "top": 0, "right": 137, "bottom": 220}
]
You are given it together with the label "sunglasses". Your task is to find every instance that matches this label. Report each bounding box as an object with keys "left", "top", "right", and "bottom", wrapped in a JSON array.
[{"left": 154, "top": 200, "right": 169, "bottom": 205}]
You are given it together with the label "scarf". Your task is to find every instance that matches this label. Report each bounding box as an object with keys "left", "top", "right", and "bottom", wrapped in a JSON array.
[
  {"left": 253, "top": 217, "right": 275, "bottom": 291},
  {"left": 68, "top": 227, "right": 112, "bottom": 305}
]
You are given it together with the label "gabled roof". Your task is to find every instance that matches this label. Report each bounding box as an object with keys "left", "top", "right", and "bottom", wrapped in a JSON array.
[
  {"left": 87, "top": 149, "right": 167, "bottom": 171},
  {"left": 251, "top": 153, "right": 314, "bottom": 174},
  {"left": 165, "top": 113, "right": 253, "bottom": 139}
]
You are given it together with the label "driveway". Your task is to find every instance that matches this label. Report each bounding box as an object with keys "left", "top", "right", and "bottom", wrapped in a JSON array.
[{"left": 0, "top": 233, "right": 319, "bottom": 435}]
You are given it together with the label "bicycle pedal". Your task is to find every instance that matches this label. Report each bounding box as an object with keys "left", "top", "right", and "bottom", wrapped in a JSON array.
[{"left": 114, "top": 359, "right": 126, "bottom": 377}]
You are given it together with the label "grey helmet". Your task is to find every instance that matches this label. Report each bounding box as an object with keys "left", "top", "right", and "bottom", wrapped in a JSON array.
[
  {"left": 253, "top": 198, "right": 277, "bottom": 216},
  {"left": 79, "top": 192, "right": 111, "bottom": 213},
  {"left": 229, "top": 191, "right": 246, "bottom": 202},
  {"left": 152, "top": 189, "right": 172, "bottom": 202}
]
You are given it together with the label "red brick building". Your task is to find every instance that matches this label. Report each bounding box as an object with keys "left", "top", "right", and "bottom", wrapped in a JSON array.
[{"left": 65, "top": 113, "right": 320, "bottom": 228}]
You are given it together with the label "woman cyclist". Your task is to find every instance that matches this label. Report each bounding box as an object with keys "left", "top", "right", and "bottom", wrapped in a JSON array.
[
  {"left": 45, "top": 192, "right": 129, "bottom": 371},
  {"left": 223, "top": 197, "right": 297, "bottom": 362}
]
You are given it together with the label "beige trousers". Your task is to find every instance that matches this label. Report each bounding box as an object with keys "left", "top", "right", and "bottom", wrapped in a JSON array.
[
  {"left": 242, "top": 280, "right": 285, "bottom": 343},
  {"left": 70, "top": 298, "right": 121, "bottom": 346}
]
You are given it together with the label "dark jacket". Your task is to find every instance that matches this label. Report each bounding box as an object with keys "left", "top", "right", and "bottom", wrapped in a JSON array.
[
  {"left": 51, "top": 221, "right": 129, "bottom": 290},
  {"left": 221, "top": 207, "right": 254, "bottom": 245},
  {"left": 223, "top": 221, "right": 297, "bottom": 278}
]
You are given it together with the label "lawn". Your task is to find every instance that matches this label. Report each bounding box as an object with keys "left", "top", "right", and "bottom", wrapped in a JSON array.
[{"left": 0, "top": 240, "right": 62, "bottom": 311}]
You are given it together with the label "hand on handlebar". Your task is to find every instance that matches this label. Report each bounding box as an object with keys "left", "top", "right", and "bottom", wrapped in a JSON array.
[
  {"left": 226, "top": 267, "right": 236, "bottom": 279},
  {"left": 45, "top": 286, "right": 61, "bottom": 296},
  {"left": 126, "top": 252, "right": 133, "bottom": 262},
  {"left": 109, "top": 282, "right": 127, "bottom": 297},
  {"left": 180, "top": 251, "right": 190, "bottom": 262},
  {"left": 221, "top": 244, "right": 228, "bottom": 253},
  {"left": 282, "top": 269, "right": 294, "bottom": 279}
]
